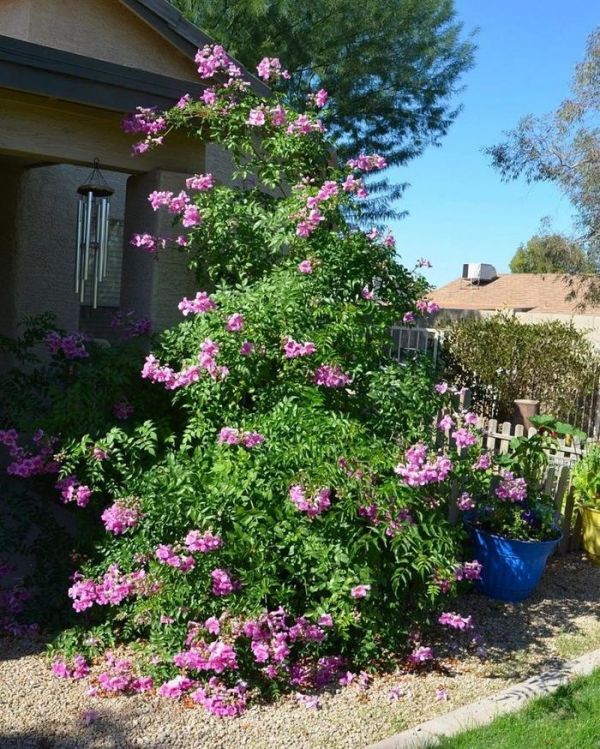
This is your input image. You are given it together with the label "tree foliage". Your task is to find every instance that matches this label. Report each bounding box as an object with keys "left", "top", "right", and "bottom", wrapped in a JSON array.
[
  {"left": 171, "top": 0, "right": 475, "bottom": 219},
  {"left": 509, "top": 233, "right": 594, "bottom": 274},
  {"left": 487, "top": 29, "right": 600, "bottom": 289}
]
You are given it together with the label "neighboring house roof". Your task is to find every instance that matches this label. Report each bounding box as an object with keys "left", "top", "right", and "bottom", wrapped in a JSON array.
[{"left": 430, "top": 274, "right": 600, "bottom": 316}]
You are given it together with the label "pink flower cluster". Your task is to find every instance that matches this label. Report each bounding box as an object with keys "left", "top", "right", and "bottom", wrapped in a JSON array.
[
  {"left": 185, "top": 529, "right": 223, "bottom": 553},
  {"left": 52, "top": 654, "right": 89, "bottom": 680},
  {"left": 158, "top": 674, "right": 196, "bottom": 698},
  {"left": 361, "top": 286, "right": 375, "bottom": 300},
  {"left": 0, "top": 429, "right": 60, "bottom": 478},
  {"left": 289, "top": 654, "right": 345, "bottom": 690},
  {"left": 408, "top": 646, "right": 433, "bottom": 665},
  {"left": 350, "top": 584, "right": 370, "bottom": 599},
  {"left": 247, "top": 107, "right": 266, "bottom": 126},
  {"left": 148, "top": 189, "right": 203, "bottom": 228},
  {"left": 416, "top": 299, "right": 440, "bottom": 315},
  {"left": 44, "top": 331, "right": 88, "bottom": 359},
  {"left": 55, "top": 476, "right": 92, "bottom": 508},
  {"left": 298, "top": 259, "right": 313, "bottom": 274},
  {"left": 174, "top": 639, "right": 238, "bottom": 674},
  {"left": 195, "top": 44, "right": 241, "bottom": 80},
  {"left": 403, "top": 311, "right": 416, "bottom": 324},
  {"left": 438, "top": 612, "right": 473, "bottom": 630},
  {"left": 452, "top": 428, "right": 478, "bottom": 450},
  {"left": 313, "top": 364, "right": 351, "bottom": 388},
  {"left": 0, "top": 569, "right": 38, "bottom": 638},
  {"left": 307, "top": 88, "right": 329, "bottom": 108},
  {"left": 186, "top": 173, "right": 215, "bottom": 191},
  {"left": 113, "top": 398, "right": 134, "bottom": 420},
  {"left": 226, "top": 313, "right": 245, "bottom": 332},
  {"left": 473, "top": 453, "right": 492, "bottom": 470},
  {"left": 438, "top": 414, "right": 454, "bottom": 432},
  {"left": 347, "top": 154, "right": 387, "bottom": 172},
  {"left": 142, "top": 339, "right": 228, "bottom": 389},
  {"left": 68, "top": 565, "right": 146, "bottom": 612},
  {"left": 341, "top": 174, "right": 368, "bottom": 198},
  {"left": 256, "top": 57, "right": 290, "bottom": 81},
  {"left": 122, "top": 106, "right": 166, "bottom": 154},
  {"left": 101, "top": 500, "right": 141, "bottom": 535},
  {"left": 394, "top": 444, "right": 453, "bottom": 487},
  {"left": 286, "top": 113, "right": 325, "bottom": 137},
  {"left": 191, "top": 677, "right": 248, "bottom": 717},
  {"left": 455, "top": 560, "right": 483, "bottom": 581},
  {"left": 495, "top": 471, "right": 528, "bottom": 502},
  {"left": 178, "top": 291, "right": 217, "bottom": 316},
  {"left": 154, "top": 528, "right": 223, "bottom": 574},
  {"left": 155, "top": 544, "right": 196, "bottom": 573},
  {"left": 123, "top": 106, "right": 166, "bottom": 136},
  {"left": 211, "top": 568, "right": 239, "bottom": 596},
  {"left": 92, "top": 653, "right": 153, "bottom": 695},
  {"left": 110, "top": 310, "right": 151, "bottom": 337},
  {"left": 237, "top": 608, "right": 332, "bottom": 684},
  {"left": 130, "top": 233, "right": 166, "bottom": 254},
  {"left": 289, "top": 485, "right": 331, "bottom": 518},
  {"left": 217, "top": 427, "right": 265, "bottom": 448},
  {"left": 295, "top": 179, "right": 339, "bottom": 237},
  {"left": 282, "top": 338, "right": 316, "bottom": 358},
  {"left": 456, "top": 492, "right": 475, "bottom": 512}
]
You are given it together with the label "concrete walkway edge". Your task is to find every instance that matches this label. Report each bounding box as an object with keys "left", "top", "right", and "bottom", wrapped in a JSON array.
[{"left": 366, "top": 647, "right": 600, "bottom": 749}]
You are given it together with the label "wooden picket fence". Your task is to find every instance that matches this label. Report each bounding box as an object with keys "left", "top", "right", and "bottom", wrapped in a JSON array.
[
  {"left": 442, "top": 391, "right": 587, "bottom": 554},
  {"left": 477, "top": 416, "right": 587, "bottom": 464}
]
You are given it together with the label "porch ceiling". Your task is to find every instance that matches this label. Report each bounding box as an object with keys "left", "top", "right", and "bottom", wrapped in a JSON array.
[{"left": 0, "top": 89, "right": 205, "bottom": 174}]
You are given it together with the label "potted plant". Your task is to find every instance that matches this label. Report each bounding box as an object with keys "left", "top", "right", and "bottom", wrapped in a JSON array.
[
  {"left": 572, "top": 443, "right": 600, "bottom": 565},
  {"left": 465, "top": 476, "right": 562, "bottom": 602},
  {"left": 461, "top": 417, "right": 582, "bottom": 602}
]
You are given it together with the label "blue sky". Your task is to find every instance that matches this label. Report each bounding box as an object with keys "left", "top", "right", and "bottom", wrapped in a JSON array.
[{"left": 389, "top": 0, "right": 599, "bottom": 287}]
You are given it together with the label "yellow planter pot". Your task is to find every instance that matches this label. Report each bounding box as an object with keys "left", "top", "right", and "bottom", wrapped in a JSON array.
[{"left": 581, "top": 506, "right": 600, "bottom": 565}]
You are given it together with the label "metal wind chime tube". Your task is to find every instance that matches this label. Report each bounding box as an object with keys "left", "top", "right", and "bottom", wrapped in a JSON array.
[{"left": 75, "top": 159, "right": 114, "bottom": 309}]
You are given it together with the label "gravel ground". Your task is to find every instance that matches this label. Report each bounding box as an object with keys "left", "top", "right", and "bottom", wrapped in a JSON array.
[{"left": 1, "top": 553, "right": 599, "bottom": 749}]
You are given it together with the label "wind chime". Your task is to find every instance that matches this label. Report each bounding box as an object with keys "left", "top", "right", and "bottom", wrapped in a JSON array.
[{"left": 75, "top": 159, "right": 114, "bottom": 309}]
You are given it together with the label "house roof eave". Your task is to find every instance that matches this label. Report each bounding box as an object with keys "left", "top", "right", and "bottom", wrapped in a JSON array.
[
  {"left": 118, "top": 0, "right": 270, "bottom": 96},
  {"left": 0, "top": 33, "right": 206, "bottom": 112}
]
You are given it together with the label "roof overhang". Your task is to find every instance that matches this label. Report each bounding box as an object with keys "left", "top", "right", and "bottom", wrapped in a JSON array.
[
  {"left": 0, "top": 34, "right": 206, "bottom": 112},
  {"left": 117, "top": 0, "right": 270, "bottom": 96}
]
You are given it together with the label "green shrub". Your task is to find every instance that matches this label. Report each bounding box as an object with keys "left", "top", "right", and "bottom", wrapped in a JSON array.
[
  {"left": 441, "top": 312, "right": 598, "bottom": 423},
  {"left": 1, "top": 49, "right": 491, "bottom": 712}
]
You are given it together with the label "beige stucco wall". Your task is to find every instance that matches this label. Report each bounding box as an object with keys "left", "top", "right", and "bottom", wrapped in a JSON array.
[
  {"left": 0, "top": 91, "right": 205, "bottom": 175},
  {"left": 121, "top": 169, "right": 198, "bottom": 331},
  {"left": 425, "top": 307, "right": 600, "bottom": 349},
  {"left": 0, "top": 0, "right": 199, "bottom": 81},
  {"left": 514, "top": 311, "right": 600, "bottom": 348},
  {"left": 0, "top": 164, "right": 130, "bottom": 351}
]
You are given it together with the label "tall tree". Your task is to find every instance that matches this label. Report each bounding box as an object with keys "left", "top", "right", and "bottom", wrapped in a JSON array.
[
  {"left": 509, "top": 233, "right": 595, "bottom": 274},
  {"left": 488, "top": 29, "right": 600, "bottom": 271},
  {"left": 171, "top": 0, "right": 475, "bottom": 219}
]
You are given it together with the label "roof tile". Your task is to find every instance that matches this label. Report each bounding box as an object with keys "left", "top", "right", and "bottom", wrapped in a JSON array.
[{"left": 429, "top": 274, "right": 600, "bottom": 315}]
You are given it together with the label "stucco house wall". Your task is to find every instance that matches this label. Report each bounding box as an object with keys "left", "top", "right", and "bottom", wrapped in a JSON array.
[
  {"left": 0, "top": 0, "right": 199, "bottom": 81},
  {"left": 0, "top": 0, "right": 257, "bottom": 362}
]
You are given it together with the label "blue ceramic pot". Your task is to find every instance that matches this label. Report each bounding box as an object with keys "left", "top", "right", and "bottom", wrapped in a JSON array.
[{"left": 468, "top": 524, "right": 561, "bottom": 602}]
